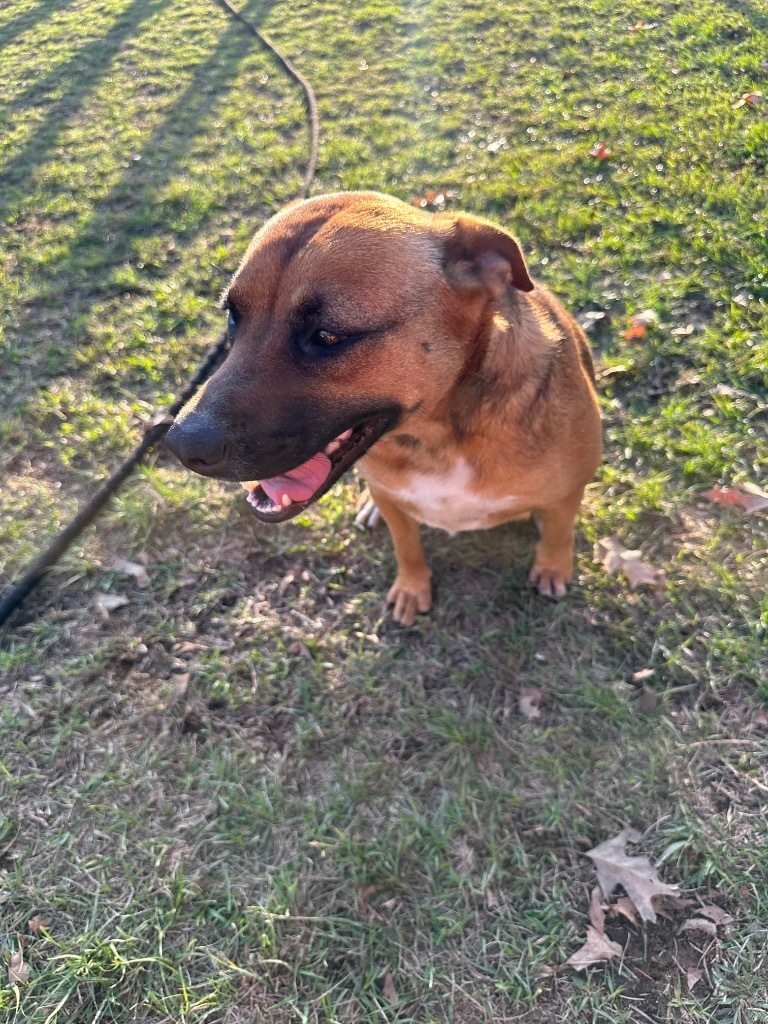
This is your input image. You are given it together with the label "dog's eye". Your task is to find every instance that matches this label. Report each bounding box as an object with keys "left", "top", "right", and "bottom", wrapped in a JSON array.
[
  {"left": 227, "top": 309, "right": 238, "bottom": 332},
  {"left": 311, "top": 329, "right": 340, "bottom": 348}
]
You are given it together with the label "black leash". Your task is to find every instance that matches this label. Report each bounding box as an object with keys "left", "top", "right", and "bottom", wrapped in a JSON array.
[{"left": 0, "top": 3, "right": 320, "bottom": 630}]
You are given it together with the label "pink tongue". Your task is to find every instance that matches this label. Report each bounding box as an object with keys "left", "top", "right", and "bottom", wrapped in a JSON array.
[{"left": 259, "top": 451, "right": 332, "bottom": 504}]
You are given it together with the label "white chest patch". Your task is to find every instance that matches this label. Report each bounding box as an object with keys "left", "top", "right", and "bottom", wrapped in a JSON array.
[{"left": 379, "top": 458, "right": 524, "bottom": 534}]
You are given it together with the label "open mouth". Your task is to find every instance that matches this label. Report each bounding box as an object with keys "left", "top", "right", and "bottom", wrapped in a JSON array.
[{"left": 241, "top": 414, "right": 394, "bottom": 523}]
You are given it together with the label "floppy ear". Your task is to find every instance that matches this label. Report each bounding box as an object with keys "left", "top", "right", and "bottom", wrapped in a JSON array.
[{"left": 441, "top": 215, "right": 534, "bottom": 296}]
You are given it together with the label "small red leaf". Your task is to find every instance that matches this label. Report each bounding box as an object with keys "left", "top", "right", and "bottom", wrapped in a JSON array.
[
  {"left": 589, "top": 142, "right": 612, "bottom": 160},
  {"left": 705, "top": 484, "right": 768, "bottom": 514},
  {"left": 733, "top": 91, "right": 762, "bottom": 108}
]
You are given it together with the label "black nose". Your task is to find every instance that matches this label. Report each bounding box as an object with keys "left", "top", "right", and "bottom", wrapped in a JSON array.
[{"left": 166, "top": 414, "right": 229, "bottom": 472}]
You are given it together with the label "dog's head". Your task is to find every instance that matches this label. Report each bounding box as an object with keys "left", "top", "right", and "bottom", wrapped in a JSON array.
[{"left": 165, "top": 192, "right": 533, "bottom": 521}]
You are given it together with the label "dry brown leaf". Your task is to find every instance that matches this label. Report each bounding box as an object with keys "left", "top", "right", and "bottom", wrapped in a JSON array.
[
  {"left": 595, "top": 536, "right": 665, "bottom": 590},
  {"left": 519, "top": 686, "right": 542, "bottom": 720},
  {"left": 356, "top": 884, "right": 386, "bottom": 923},
  {"left": 28, "top": 915, "right": 52, "bottom": 934},
  {"left": 588, "top": 885, "right": 606, "bottom": 934},
  {"left": 111, "top": 558, "right": 150, "bottom": 588},
  {"left": 382, "top": 969, "right": 398, "bottom": 1003},
  {"left": 589, "top": 141, "right": 612, "bottom": 159},
  {"left": 8, "top": 951, "right": 29, "bottom": 985},
  {"left": 94, "top": 591, "right": 130, "bottom": 622},
  {"left": 586, "top": 828, "right": 679, "bottom": 922},
  {"left": 172, "top": 673, "right": 190, "bottom": 697},
  {"left": 705, "top": 484, "right": 768, "bottom": 514},
  {"left": 687, "top": 967, "right": 703, "bottom": 991},
  {"left": 454, "top": 839, "right": 476, "bottom": 874},
  {"left": 610, "top": 895, "right": 640, "bottom": 925},
  {"left": 564, "top": 926, "right": 622, "bottom": 970},
  {"left": 679, "top": 918, "right": 718, "bottom": 939},
  {"left": 639, "top": 686, "right": 659, "bottom": 712},
  {"left": 696, "top": 905, "right": 735, "bottom": 927}
]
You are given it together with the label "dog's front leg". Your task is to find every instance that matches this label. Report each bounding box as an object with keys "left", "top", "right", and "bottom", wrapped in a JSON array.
[
  {"left": 369, "top": 487, "right": 432, "bottom": 626},
  {"left": 529, "top": 487, "right": 586, "bottom": 600}
]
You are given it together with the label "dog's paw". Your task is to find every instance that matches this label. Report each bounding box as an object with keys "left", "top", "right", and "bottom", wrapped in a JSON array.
[
  {"left": 387, "top": 575, "right": 432, "bottom": 626},
  {"left": 355, "top": 497, "right": 381, "bottom": 529},
  {"left": 529, "top": 563, "right": 571, "bottom": 600}
]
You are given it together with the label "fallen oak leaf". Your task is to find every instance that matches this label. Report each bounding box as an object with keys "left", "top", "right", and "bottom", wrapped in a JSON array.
[
  {"left": 696, "top": 905, "right": 735, "bottom": 927},
  {"left": 594, "top": 536, "right": 665, "bottom": 590},
  {"left": 609, "top": 895, "right": 640, "bottom": 926},
  {"left": 687, "top": 967, "right": 704, "bottom": 991},
  {"left": 8, "top": 951, "right": 29, "bottom": 985},
  {"left": 564, "top": 926, "right": 622, "bottom": 970},
  {"left": 586, "top": 828, "right": 679, "bottom": 923},
  {"left": 652, "top": 893, "right": 697, "bottom": 921}
]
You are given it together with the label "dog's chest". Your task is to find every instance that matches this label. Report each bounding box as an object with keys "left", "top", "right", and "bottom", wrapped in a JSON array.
[{"left": 375, "top": 457, "right": 525, "bottom": 533}]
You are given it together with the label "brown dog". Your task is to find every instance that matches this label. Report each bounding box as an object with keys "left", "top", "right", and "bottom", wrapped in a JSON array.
[{"left": 166, "top": 192, "right": 601, "bottom": 624}]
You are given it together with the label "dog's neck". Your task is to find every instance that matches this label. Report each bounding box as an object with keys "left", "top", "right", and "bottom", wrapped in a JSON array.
[{"left": 444, "top": 289, "right": 560, "bottom": 438}]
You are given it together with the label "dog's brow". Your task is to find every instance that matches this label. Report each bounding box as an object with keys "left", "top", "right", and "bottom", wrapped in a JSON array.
[{"left": 292, "top": 294, "right": 324, "bottom": 323}]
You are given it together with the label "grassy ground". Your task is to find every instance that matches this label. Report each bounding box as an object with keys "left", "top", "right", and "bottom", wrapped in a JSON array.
[{"left": 1, "top": 0, "right": 767, "bottom": 1020}]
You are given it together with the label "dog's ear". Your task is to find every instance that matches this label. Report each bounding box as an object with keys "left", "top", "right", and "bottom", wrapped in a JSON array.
[{"left": 441, "top": 215, "right": 534, "bottom": 296}]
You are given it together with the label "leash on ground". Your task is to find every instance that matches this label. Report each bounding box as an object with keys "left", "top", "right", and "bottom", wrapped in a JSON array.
[{"left": 0, "top": 2, "right": 319, "bottom": 631}]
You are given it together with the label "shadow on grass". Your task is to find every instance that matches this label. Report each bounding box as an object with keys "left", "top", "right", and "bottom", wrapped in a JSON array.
[
  {"left": 0, "top": 0, "right": 81, "bottom": 51},
  {"left": 0, "top": 0, "right": 172, "bottom": 193},
  {"left": 3, "top": 0, "right": 286, "bottom": 386},
  {"left": 728, "top": 0, "right": 768, "bottom": 33}
]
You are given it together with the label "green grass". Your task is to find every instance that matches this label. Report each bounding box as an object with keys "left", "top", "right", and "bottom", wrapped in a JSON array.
[{"left": 1, "top": 0, "right": 767, "bottom": 1021}]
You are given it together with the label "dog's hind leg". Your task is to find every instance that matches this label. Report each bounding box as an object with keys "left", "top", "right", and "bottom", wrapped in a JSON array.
[{"left": 528, "top": 487, "right": 585, "bottom": 600}]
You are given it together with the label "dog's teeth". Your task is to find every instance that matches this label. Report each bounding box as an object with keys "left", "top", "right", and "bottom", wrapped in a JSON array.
[
  {"left": 281, "top": 493, "right": 292, "bottom": 508},
  {"left": 338, "top": 429, "right": 352, "bottom": 441},
  {"left": 325, "top": 440, "right": 341, "bottom": 454}
]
